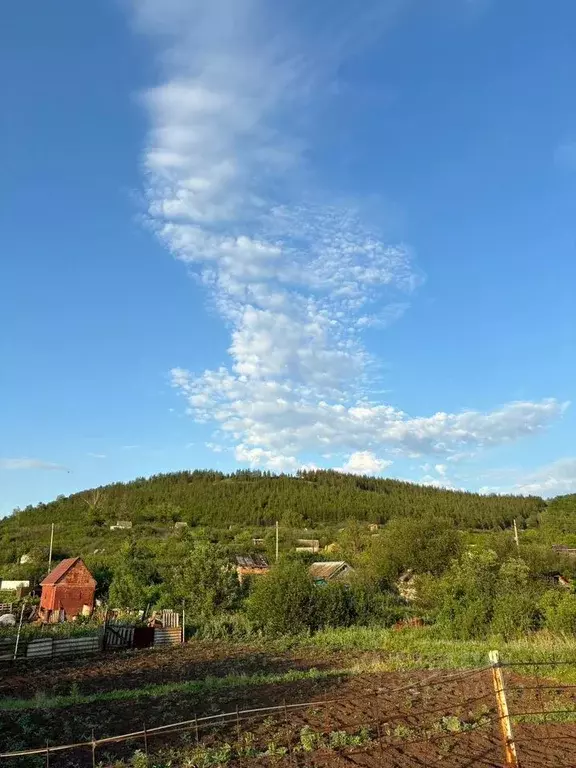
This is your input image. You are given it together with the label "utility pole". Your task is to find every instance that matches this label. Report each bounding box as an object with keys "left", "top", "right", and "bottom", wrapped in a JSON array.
[
  {"left": 48, "top": 523, "right": 54, "bottom": 572},
  {"left": 275, "top": 520, "right": 279, "bottom": 564},
  {"left": 513, "top": 519, "right": 520, "bottom": 552}
]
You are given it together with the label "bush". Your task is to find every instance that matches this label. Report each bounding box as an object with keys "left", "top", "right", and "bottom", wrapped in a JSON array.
[
  {"left": 540, "top": 590, "right": 576, "bottom": 634},
  {"left": 247, "top": 560, "right": 316, "bottom": 636},
  {"left": 191, "top": 613, "right": 256, "bottom": 641},
  {"left": 491, "top": 559, "right": 541, "bottom": 639}
]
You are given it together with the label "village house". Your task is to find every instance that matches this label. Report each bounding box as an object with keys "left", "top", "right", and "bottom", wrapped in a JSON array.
[
  {"left": 309, "top": 561, "right": 355, "bottom": 585},
  {"left": 40, "top": 557, "right": 96, "bottom": 622},
  {"left": 235, "top": 554, "right": 270, "bottom": 584}
]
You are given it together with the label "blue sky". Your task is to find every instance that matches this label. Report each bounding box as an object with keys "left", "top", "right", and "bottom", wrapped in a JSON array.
[{"left": 1, "top": 0, "right": 576, "bottom": 515}]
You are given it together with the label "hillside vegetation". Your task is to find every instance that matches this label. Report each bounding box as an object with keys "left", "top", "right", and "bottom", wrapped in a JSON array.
[{"left": 2, "top": 472, "right": 576, "bottom": 644}]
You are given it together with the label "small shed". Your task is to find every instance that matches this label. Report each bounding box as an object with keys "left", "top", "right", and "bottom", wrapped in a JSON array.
[
  {"left": 309, "top": 561, "right": 355, "bottom": 585},
  {"left": 235, "top": 555, "right": 270, "bottom": 584},
  {"left": 296, "top": 539, "right": 320, "bottom": 554},
  {"left": 40, "top": 558, "right": 96, "bottom": 621}
]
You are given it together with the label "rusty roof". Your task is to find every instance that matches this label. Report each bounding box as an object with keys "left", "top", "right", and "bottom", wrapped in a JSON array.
[
  {"left": 40, "top": 557, "right": 95, "bottom": 586},
  {"left": 309, "top": 561, "right": 354, "bottom": 582}
]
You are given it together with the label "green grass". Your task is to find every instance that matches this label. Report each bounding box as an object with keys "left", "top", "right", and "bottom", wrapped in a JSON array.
[
  {"left": 0, "top": 667, "right": 342, "bottom": 712},
  {"left": 272, "top": 626, "right": 576, "bottom": 679},
  {"left": 5, "top": 627, "right": 576, "bottom": 713}
]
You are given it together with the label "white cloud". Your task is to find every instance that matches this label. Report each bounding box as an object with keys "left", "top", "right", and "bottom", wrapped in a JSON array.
[
  {"left": 434, "top": 463, "right": 447, "bottom": 477},
  {"left": 337, "top": 451, "right": 392, "bottom": 475},
  {"left": 0, "top": 458, "right": 68, "bottom": 471},
  {"left": 133, "top": 0, "right": 568, "bottom": 472},
  {"left": 512, "top": 458, "right": 576, "bottom": 497},
  {"left": 87, "top": 453, "right": 107, "bottom": 459}
]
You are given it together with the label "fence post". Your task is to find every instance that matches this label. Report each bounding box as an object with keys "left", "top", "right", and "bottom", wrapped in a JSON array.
[
  {"left": 13, "top": 602, "right": 26, "bottom": 661},
  {"left": 489, "top": 650, "right": 520, "bottom": 767}
]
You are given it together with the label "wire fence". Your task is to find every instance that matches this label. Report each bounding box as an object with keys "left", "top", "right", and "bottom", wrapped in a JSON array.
[{"left": 3, "top": 654, "right": 576, "bottom": 766}]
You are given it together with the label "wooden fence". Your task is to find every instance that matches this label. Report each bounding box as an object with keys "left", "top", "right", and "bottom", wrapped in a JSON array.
[{"left": 0, "top": 620, "right": 182, "bottom": 662}]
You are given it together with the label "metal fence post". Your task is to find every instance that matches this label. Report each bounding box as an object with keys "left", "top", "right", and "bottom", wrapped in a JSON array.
[{"left": 489, "top": 650, "right": 520, "bottom": 767}]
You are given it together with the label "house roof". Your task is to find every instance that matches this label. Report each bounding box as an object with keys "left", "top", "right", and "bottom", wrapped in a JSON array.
[
  {"left": 40, "top": 557, "right": 95, "bottom": 587},
  {"left": 309, "top": 561, "right": 353, "bottom": 582},
  {"left": 235, "top": 555, "right": 269, "bottom": 569}
]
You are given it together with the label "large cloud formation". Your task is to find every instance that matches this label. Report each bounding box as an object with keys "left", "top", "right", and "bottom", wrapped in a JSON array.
[{"left": 132, "top": 0, "right": 566, "bottom": 472}]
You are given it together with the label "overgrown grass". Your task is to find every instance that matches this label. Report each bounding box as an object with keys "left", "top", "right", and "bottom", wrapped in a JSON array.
[
  {"left": 5, "top": 627, "right": 576, "bottom": 712},
  {"left": 272, "top": 626, "right": 576, "bottom": 680},
  {"left": 0, "top": 667, "right": 342, "bottom": 712}
]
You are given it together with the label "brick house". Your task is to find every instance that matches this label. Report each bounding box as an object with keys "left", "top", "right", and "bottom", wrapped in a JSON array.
[{"left": 40, "top": 557, "right": 96, "bottom": 621}]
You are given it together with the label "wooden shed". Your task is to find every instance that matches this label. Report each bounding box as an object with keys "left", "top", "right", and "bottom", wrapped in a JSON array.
[
  {"left": 235, "top": 555, "right": 270, "bottom": 584},
  {"left": 40, "top": 557, "right": 96, "bottom": 621}
]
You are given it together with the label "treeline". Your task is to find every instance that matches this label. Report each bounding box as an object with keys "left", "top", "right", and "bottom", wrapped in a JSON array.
[{"left": 5, "top": 469, "right": 545, "bottom": 531}]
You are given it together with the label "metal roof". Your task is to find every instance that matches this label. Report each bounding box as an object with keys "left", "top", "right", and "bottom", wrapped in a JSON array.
[
  {"left": 235, "top": 555, "right": 269, "bottom": 569},
  {"left": 309, "top": 561, "right": 354, "bottom": 582},
  {"left": 40, "top": 557, "right": 95, "bottom": 586}
]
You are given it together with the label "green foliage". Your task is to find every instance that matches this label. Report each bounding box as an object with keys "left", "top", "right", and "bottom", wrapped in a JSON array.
[
  {"left": 108, "top": 541, "right": 160, "bottom": 610},
  {"left": 158, "top": 542, "right": 241, "bottom": 619},
  {"left": 540, "top": 495, "right": 576, "bottom": 542},
  {"left": 540, "top": 589, "right": 576, "bottom": 634},
  {"left": 361, "top": 515, "right": 462, "bottom": 585},
  {"left": 247, "top": 560, "right": 316, "bottom": 636},
  {"left": 0, "top": 470, "right": 546, "bottom": 571},
  {"left": 491, "top": 558, "right": 542, "bottom": 639}
]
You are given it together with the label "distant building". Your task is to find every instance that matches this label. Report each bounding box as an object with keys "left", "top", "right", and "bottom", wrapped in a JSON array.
[
  {"left": 296, "top": 539, "right": 320, "bottom": 554},
  {"left": 40, "top": 557, "right": 96, "bottom": 622},
  {"left": 174, "top": 522, "right": 188, "bottom": 530},
  {"left": 0, "top": 580, "right": 30, "bottom": 591},
  {"left": 309, "top": 561, "right": 355, "bottom": 585},
  {"left": 252, "top": 538, "right": 265, "bottom": 546},
  {"left": 19, "top": 553, "right": 32, "bottom": 564},
  {"left": 235, "top": 555, "right": 270, "bottom": 584},
  {"left": 110, "top": 520, "right": 133, "bottom": 531},
  {"left": 552, "top": 545, "right": 576, "bottom": 559},
  {"left": 368, "top": 523, "right": 379, "bottom": 533}
]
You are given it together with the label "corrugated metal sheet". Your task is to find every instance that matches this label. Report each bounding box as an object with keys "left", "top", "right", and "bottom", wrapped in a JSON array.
[
  {"left": 154, "top": 627, "right": 182, "bottom": 646},
  {"left": 309, "top": 561, "right": 354, "bottom": 582},
  {"left": 235, "top": 555, "right": 269, "bottom": 569}
]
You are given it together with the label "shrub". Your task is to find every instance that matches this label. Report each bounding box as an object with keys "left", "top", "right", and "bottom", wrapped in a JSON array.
[
  {"left": 540, "top": 589, "right": 576, "bottom": 634},
  {"left": 247, "top": 560, "right": 316, "bottom": 636}
]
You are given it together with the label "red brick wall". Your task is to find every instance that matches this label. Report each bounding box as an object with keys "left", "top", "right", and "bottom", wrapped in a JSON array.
[{"left": 41, "top": 560, "right": 96, "bottom": 618}]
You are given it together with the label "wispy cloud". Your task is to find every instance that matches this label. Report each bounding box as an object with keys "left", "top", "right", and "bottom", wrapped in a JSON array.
[
  {"left": 510, "top": 458, "right": 576, "bottom": 497},
  {"left": 87, "top": 453, "right": 107, "bottom": 459},
  {"left": 0, "top": 458, "right": 68, "bottom": 471},
  {"left": 133, "top": 0, "right": 568, "bottom": 471}
]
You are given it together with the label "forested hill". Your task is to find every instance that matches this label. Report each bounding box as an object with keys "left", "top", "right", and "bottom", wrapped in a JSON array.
[{"left": 4, "top": 468, "right": 544, "bottom": 532}]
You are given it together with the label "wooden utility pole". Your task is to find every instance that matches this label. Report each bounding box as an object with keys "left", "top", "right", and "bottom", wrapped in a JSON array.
[
  {"left": 275, "top": 520, "right": 279, "bottom": 563},
  {"left": 489, "top": 650, "right": 520, "bottom": 766},
  {"left": 513, "top": 519, "right": 520, "bottom": 552},
  {"left": 48, "top": 523, "right": 55, "bottom": 572}
]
